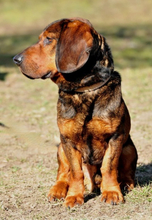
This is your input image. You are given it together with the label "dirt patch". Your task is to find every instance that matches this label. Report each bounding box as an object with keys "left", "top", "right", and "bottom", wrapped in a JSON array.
[{"left": 1, "top": 0, "right": 152, "bottom": 218}]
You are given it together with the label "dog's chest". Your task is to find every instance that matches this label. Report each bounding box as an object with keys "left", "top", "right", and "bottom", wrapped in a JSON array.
[
  {"left": 57, "top": 92, "right": 117, "bottom": 163},
  {"left": 57, "top": 92, "right": 116, "bottom": 134}
]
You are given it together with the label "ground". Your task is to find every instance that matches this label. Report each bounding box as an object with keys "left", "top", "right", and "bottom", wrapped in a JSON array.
[{"left": 0, "top": 0, "right": 152, "bottom": 219}]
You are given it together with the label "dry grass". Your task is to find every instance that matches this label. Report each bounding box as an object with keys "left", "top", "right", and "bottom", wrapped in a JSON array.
[{"left": 0, "top": 0, "right": 152, "bottom": 219}]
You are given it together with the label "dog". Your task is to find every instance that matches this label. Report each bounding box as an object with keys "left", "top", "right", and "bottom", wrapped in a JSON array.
[{"left": 13, "top": 17, "right": 138, "bottom": 208}]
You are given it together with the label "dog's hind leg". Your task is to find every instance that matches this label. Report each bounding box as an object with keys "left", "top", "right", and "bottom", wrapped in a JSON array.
[
  {"left": 48, "top": 143, "right": 70, "bottom": 201},
  {"left": 118, "top": 135, "right": 138, "bottom": 191}
]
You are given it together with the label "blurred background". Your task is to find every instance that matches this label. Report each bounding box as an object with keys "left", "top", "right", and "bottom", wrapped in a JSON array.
[
  {"left": 0, "top": 1, "right": 152, "bottom": 219},
  {"left": 0, "top": 0, "right": 152, "bottom": 69},
  {"left": 0, "top": 0, "right": 152, "bottom": 170}
]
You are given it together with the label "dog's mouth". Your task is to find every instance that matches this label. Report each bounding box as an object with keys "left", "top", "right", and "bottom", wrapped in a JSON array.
[
  {"left": 22, "top": 71, "right": 52, "bottom": 80},
  {"left": 22, "top": 72, "right": 35, "bottom": 80},
  {"left": 41, "top": 71, "right": 52, "bottom": 79}
]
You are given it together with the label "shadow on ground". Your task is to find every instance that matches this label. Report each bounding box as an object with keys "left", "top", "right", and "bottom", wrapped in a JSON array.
[
  {"left": 136, "top": 163, "right": 152, "bottom": 186},
  {"left": 0, "top": 72, "right": 9, "bottom": 81}
]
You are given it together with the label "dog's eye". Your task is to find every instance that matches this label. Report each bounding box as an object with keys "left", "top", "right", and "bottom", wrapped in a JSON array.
[
  {"left": 44, "top": 37, "right": 53, "bottom": 45},
  {"left": 47, "top": 37, "right": 53, "bottom": 42}
]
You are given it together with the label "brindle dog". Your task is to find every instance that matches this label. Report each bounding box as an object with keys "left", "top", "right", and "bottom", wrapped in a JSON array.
[{"left": 13, "top": 18, "right": 137, "bottom": 208}]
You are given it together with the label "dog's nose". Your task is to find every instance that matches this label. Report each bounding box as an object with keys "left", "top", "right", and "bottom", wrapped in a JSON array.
[{"left": 13, "top": 54, "right": 23, "bottom": 66}]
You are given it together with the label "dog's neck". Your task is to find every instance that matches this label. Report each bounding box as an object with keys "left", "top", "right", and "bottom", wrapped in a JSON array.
[
  {"left": 74, "top": 62, "right": 113, "bottom": 93},
  {"left": 55, "top": 60, "right": 113, "bottom": 93}
]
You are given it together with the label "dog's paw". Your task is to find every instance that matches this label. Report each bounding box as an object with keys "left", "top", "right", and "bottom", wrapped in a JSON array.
[
  {"left": 48, "top": 181, "right": 68, "bottom": 201},
  {"left": 63, "top": 194, "right": 84, "bottom": 208},
  {"left": 101, "top": 190, "right": 124, "bottom": 205}
]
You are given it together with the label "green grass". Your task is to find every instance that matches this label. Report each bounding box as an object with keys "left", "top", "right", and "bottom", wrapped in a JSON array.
[
  {"left": 128, "top": 183, "right": 152, "bottom": 203},
  {"left": 0, "top": 0, "right": 152, "bottom": 72}
]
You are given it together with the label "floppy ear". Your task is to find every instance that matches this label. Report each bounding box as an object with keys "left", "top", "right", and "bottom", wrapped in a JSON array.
[{"left": 55, "top": 21, "right": 94, "bottom": 73}]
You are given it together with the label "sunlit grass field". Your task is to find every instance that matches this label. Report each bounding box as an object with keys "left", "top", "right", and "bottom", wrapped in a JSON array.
[
  {"left": 0, "top": 0, "right": 152, "bottom": 69},
  {"left": 0, "top": 0, "right": 152, "bottom": 219}
]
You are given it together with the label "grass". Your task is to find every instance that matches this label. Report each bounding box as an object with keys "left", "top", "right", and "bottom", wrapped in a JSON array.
[{"left": 0, "top": 0, "right": 152, "bottom": 219}]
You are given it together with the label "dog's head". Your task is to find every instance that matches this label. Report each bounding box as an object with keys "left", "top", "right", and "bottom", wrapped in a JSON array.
[{"left": 13, "top": 18, "right": 114, "bottom": 81}]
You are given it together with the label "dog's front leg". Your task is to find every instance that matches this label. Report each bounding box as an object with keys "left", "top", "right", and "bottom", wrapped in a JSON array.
[
  {"left": 62, "top": 139, "right": 85, "bottom": 208},
  {"left": 100, "top": 134, "right": 125, "bottom": 205},
  {"left": 48, "top": 143, "right": 70, "bottom": 201}
]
